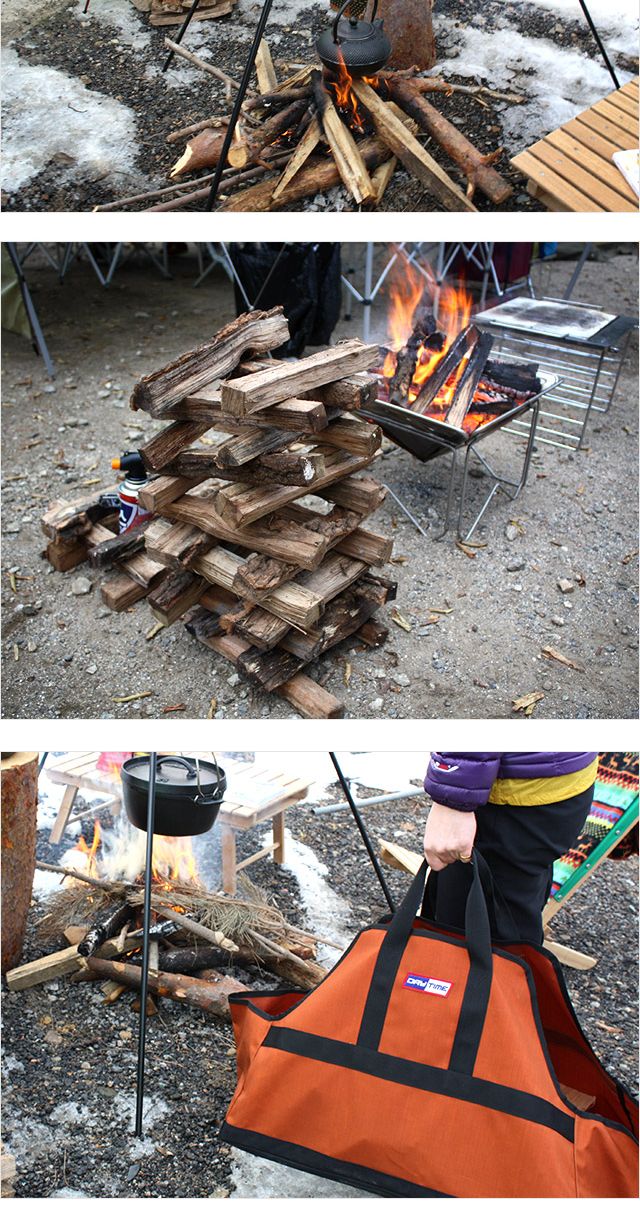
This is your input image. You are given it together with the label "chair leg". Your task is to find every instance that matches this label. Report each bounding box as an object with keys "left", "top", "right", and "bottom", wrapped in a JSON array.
[
  {"left": 221, "top": 824, "right": 237, "bottom": 895},
  {"left": 49, "top": 785, "right": 79, "bottom": 845},
  {"left": 272, "top": 812, "right": 286, "bottom": 865}
]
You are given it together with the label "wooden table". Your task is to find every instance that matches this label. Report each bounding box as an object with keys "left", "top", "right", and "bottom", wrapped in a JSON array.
[
  {"left": 512, "top": 77, "right": 638, "bottom": 211},
  {"left": 44, "top": 753, "right": 310, "bottom": 893}
]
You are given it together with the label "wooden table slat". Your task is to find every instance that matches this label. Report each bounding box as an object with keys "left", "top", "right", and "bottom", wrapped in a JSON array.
[
  {"left": 511, "top": 150, "right": 606, "bottom": 211},
  {"left": 545, "top": 129, "right": 637, "bottom": 208}
]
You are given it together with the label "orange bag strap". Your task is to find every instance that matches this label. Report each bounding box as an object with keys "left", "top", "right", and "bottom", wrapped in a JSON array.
[{"left": 358, "top": 851, "right": 493, "bottom": 1077}]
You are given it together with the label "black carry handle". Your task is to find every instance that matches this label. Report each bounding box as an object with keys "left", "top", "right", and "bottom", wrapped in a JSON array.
[
  {"left": 156, "top": 756, "right": 197, "bottom": 778},
  {"left": 358, "top": 851, "right": 494, "bottom": 1076}
]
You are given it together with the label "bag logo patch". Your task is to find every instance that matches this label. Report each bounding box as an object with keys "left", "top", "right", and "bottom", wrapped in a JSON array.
[
  {"left": 433, "top": 762, "right": 458, "bottom": 772},
  {"left": 402, "top": 973, "right": 452, "bottom": 997}
]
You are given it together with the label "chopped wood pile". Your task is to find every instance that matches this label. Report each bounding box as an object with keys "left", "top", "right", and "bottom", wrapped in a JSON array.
[
  {"left": 130, "top": 0, "right": 237, "bottom": 26},
  {"left": 95, "top": 39, "right": 520, "bottom": 212},
  {"left": 6, "top": 858, "right": 334, "bottom": 1018},
  {"left": 40, "top": 307, "right": 397, "bottom": 719}
]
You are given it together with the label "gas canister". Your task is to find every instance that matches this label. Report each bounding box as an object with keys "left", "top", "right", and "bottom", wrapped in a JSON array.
[{"left": 111, "top": 452, "right": 152, "bottom": 534}]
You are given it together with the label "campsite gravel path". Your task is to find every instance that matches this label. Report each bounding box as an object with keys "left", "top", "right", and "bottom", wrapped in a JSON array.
[
  {"left": 1, "top": 771, "right": 637, "bottom": 1197},
  {"left": 1, "top": 246, "right": 638, "bottom": 720}
]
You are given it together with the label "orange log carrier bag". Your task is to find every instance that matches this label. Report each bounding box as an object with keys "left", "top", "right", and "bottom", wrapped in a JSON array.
[{"left": 221, "top": 853, "right": 638, "bottom": 1197}]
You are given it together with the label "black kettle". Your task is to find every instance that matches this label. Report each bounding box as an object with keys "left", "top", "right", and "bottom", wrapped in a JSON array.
[{"left": 316, "top": 1, "right": 391, "bottom": 78}]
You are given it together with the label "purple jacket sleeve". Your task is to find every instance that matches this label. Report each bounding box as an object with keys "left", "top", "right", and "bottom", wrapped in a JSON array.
[{"left": 424, "top": 753, "right": 503, "bottom": 811}]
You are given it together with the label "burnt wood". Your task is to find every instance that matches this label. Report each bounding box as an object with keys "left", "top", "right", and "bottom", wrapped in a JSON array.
[
  {"left": 87, "top": 520, "right": 148, "bottom": 568},
  {"left": 410, "top": 324, "right": 478, "bottom": 415},
  {"left": 444, "top": 331, "right": 494, "bottom": 430}
]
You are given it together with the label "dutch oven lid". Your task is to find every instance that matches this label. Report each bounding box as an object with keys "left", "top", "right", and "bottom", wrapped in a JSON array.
[{"left": 122, "top": 755, "right": 225, "bottom": 800}]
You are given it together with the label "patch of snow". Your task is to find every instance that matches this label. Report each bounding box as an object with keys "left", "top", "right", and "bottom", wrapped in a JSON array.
[
  {"left": 529, "top": 0, "right": 638, "bottom": 51},
  {"left": 230, "top": 1148, "right": 374, "bottom": 1197},
  {"left": 50, "top": 1101, "right": 97, "bottom": 1129},
  {"left": 269, "top": 829, "right": 352, "bottom": 963},
  {"left": 73, "top": 0, "right": 151, "bottom": 51},
  {"left": 50, "top": 1189, "right": 92, "bottom": 1197},
  {"left": 2, "top": 1115, "right": 55, "bottom": 1171},
  {"left": 236, "top": 0, "right": 323, "bottom": 29},
  {"left": 436, "top": 18, "right": 633, "bottom": 148},
  {"left": 111, "top": 1090, "right": 169, "bottom": 1133},
  {"left": 1, "top": 46, "right": 141, "bottom": 194},
  {"left": 1, "top": 1052, "right": 25, "bottom": 1076},
  {"left": 32, "top": 869, "right": 65, "bottom": 899},
  {"left": 251, "top": 751, "right": 428, "bottom": 807}
]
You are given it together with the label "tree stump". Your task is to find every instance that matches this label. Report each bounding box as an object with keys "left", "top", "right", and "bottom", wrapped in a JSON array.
[
  {"left": 367, "top": 0, "right": 436, "bottom": 71},
  {"left": 1, "top": 753, "right": 39, "bottom": 973}
]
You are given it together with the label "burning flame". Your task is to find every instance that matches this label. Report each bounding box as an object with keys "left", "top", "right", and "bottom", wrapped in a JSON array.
[
  {"left": 72, "top": 819, "right": 202, "bottom": 888},
  {"left": 324, "top": 51, "right": 377, "bottom": 133},
  {"left": 378, "top": 254, "right": 503, "bottom": 430}
]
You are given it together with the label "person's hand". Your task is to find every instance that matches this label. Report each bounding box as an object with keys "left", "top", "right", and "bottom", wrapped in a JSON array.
[{"left": 424, "top": 802, "right": 476, "bottom": 871}]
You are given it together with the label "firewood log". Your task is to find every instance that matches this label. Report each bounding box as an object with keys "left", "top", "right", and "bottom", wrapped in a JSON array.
[
  {"left": 85, "top": 957, "right": 242, "bottom": 1018},
  {"left": 385, "top": 78, "right": 513, "bottom": 205},
  {"left": 77, "top": 903, "right": 136, "bottom": 958}
]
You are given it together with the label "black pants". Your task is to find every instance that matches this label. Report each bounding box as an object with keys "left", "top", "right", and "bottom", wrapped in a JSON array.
[{"left": 426, "top": 784, "right": 595, "bottom": 945}]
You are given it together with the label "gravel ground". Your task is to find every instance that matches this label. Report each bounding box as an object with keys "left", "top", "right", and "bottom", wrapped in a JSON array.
[
  {"left": 2, "top": 0, "right": 637, "bottom": 211},
  {"left": 2, "top": 244, "right": 638, "bottom": 720},
  {"left": 1, "top": 765, "right": 637, "bottom": 1198}
]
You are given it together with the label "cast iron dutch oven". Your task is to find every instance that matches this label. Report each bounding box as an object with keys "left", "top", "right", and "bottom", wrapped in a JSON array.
[
  {"left": 316, "top": 0, "right": 391, "bottom": 77},
  {"left": 121, "top": 755, "right": 227, "bottom": 837}
]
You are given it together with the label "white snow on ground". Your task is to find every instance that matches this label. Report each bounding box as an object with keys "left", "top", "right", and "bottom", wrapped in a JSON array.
[
  {"left": 252, "top": 750, "right": 429, "bottom": 806},
  {"left": 1, "top": 46, "right": 141, "bottom": 193},
  {"left": 231, "top": 1148, "right": 375, "bottom": 1197},
  {"left": 73, "top": 0, "right": 151, "bottom": 51},
  {"left": 436, "top": 17, "right": 634, "bottom": 148},
  {"left": 530, "top": 0, "right": 638, "bottom": 50},
  {"left": 265, "top": 828, "right": 353, "bottom": 963}
]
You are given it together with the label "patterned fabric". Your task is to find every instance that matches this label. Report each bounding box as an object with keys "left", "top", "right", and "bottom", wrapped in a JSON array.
[{"left": 550, "top": 752, "right": 639, "bottom": 893}]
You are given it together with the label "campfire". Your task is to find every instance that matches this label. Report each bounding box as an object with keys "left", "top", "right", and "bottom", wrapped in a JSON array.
[
  {"left": 95, "top": 33, "right": 520, "bottom": 213},
  {"left": 376, "top": 261, "right": 543, "bottom": 438}
]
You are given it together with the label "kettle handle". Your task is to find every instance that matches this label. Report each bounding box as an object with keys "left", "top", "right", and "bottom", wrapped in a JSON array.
[{"left": 333, "top": 0, "right": 378, "bottom": 45}]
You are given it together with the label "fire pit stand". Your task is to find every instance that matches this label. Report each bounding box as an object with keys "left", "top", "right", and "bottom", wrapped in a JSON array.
[
  {"left": 363, "top": 371, "right": 559, "bottom": 542},
  {"left": 474, "top": 298, "right": 637, "bottom": 451}
]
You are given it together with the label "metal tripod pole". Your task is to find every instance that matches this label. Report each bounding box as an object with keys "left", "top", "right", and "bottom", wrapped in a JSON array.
[
  {"left": 162, "top": 0, "right": 202, "bottom": 72},
  {"left": 329, "top": 753, "right": 396, "bottom": 912},
  {"left": 134, "top": 751, "right": 157, "bottom": 1137},
  {"left": 204, "top": 0, "right": 275, "bottom": 210},
  {"left": 577, "top": 1, "right": 620, "bottom": 88}
]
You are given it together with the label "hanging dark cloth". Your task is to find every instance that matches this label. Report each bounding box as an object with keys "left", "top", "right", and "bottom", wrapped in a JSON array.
[{"left": 229, "top": 243, "right": 342, "bottom": 357}]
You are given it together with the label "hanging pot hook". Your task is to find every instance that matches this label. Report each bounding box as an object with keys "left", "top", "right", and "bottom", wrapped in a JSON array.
[{"left": 332, "top": 0, "right": 378, "bottom": 45}]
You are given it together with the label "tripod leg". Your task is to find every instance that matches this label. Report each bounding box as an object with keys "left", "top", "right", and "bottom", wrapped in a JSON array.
[
  {"left": 163, "top": 0, "right": 203, "bottom": 72},
  {"left": 205, "top": 0, "right": 276, "bottom": 210},
  {"left": 329, "top": 753, "right": 396, "bottom": 912},
  {"left": 577, "top": 1, "right": 620, "bottom": 88},
  {"left": 134, "top": 752, "right": 157, "bottom": 1138}
]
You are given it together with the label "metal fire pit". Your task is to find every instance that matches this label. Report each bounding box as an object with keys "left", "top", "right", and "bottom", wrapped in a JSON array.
[
  {"left": 474, "top": 298, "right": 637, "bottom": 450},
  {"left": 362, "top": 370, "right": 560, "bottom": 542}
]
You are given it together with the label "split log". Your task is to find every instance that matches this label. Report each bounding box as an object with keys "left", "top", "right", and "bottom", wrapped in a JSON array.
[
  {"left": 144, "top": 519, "right": 213, "bottom": 570},
  {"left": 152, "top": 3, "right": 234, "bottom": 27},
  {"left": 311, "top": 70, "right": 375, "bottom": 205},
  {"left": 410, "top": 324, "right": 478, "bottom": 415},
  {"left": 232, "top": 552, "right": 300, "bottom": 599},
  {"left": 41, "top": 487, "right": 118, "bottom": 542},
  {"left": 171, "top": 99, "right": 306, "bottom": 177},
  {"left": 356, "top": 616, "right": 389, "bottom": 647},
  {"left": 388, "top": 306, "right": 441, "bottom": 405},
  {"left": 320, "top": 472, "right": 387, "bottom": 515},
  {"left": 214, "top": 449, "right": 371, "bottom": 526},
  {"left": 217, "top": 135, "right": 394, "bottom": 211},
  {"left": 100, "top": 571, "right": 148, "bottom": 611},
  {"left": 77, "top": 903, "right": 136, "bottom": 958},
  {"left": 319, "top": 415, "right": 382, "bottom": 457},
  {"left": 44, "top": 536, "right": 90, "bottom": 572},
  {"left": 85, "top": 958, "right": 242, "bottom": 1019},
  {"left": 255, "top": 37, "right": 278, "bottom": 94},
  {"left": 147, "top": 570, "right": 210, "bottom": 625},
  {"left": 87, "top": 520, "right": 147, "bottom": 569},
  {"left": 444, "top": 332, "right": 494, "bottom": 430},
  {"left": 219, "top": 601, "right": 290, "bottom": 650},
  {"left": 214, "top": 424, "right": 305, "bottom": 466},
  {"left": 385, "top": 78, "right": 513, "bottom": 205},
  {"left": 5, "top": 932, "right": 141, "bottom": 991},
  {"left": 351, "top": 80, "right": 476, "bottom": 212},
  {"left": 480, "top": 360, "right": 542, "bottom": 398},
  {"left": 165, "top": 446, "right": 326, "bottom": 487},
  {"left": 164, "top": 491, "right": 362, "bottom": 569},
  {"left": 191, "top": 546, "right": 322, "bottom": 629},
  {"left": 220, "top": 339, "right": 379, "bottom": 418},
  {"left": 131, "top": 308, "right": 290, "bottom": 418},
  {"left": 272, "top": 114, "right": 322, "bottom": 202},
  {"left": 139, "top": 474, "right": 206, "bottom": 512},
  {"left": 139, "top": 418, "right": 212, "bottom": 471},
  {"left": 86, "top": 524, "right": 165, "bottom": 588},
  {"left": 184, "top": 621, "right": 344, "bottom": 718},
  {"left": 177, "top": 392, "right": 328, "bottom": 432}
]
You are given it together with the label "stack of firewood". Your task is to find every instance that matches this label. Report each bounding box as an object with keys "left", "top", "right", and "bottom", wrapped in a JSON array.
[
  {"left": 130, "top": 0, "right": 237, "bottom": 27},
  {"left": 41, "top": 308, "right": 397, "bottom": 719},
  {"left": 95, "top": 36, "right": 521, "bottom": 213}
]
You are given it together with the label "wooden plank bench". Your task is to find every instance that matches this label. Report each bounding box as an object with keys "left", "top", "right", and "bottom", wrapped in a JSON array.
[
  {"left": 44, "top": 753, "right": 310, "bottom": 893},
  {"left": 512, "top": 77, "right": 638, "bottom": 211}
]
